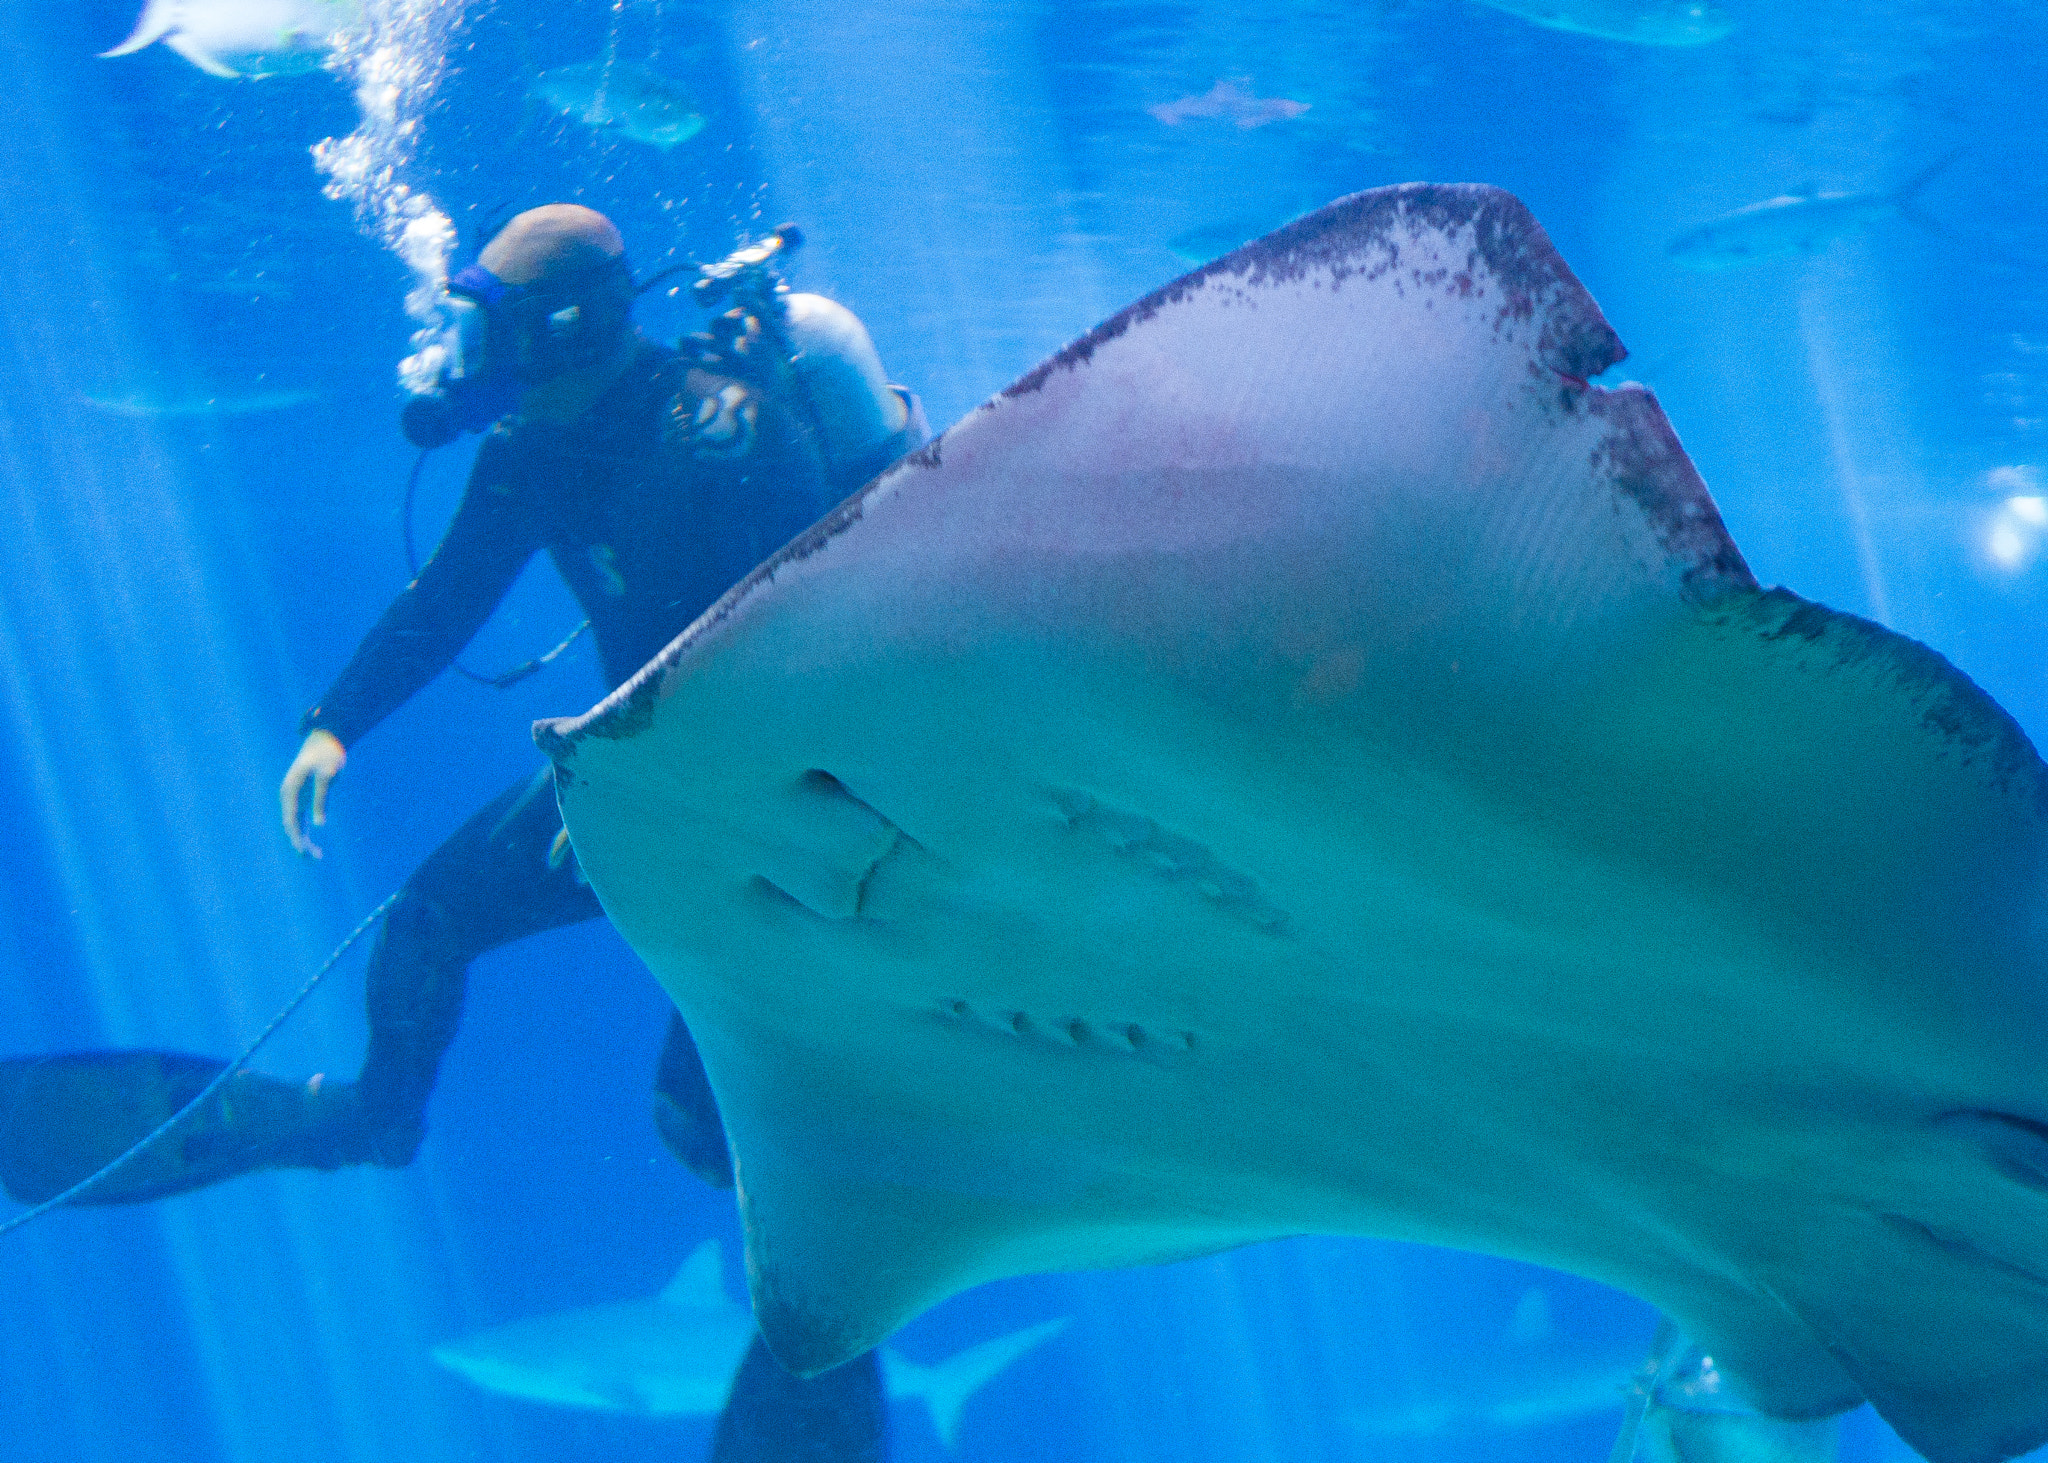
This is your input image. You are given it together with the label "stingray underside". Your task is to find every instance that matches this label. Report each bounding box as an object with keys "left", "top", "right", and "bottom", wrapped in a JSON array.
[{"left": 540, "top": 185, "right": 2048, "bottom": 1463}]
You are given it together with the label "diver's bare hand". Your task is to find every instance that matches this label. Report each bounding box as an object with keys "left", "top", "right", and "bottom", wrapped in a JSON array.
[{"left": 281, "top": 730, "right": 346, "bottom": 859}]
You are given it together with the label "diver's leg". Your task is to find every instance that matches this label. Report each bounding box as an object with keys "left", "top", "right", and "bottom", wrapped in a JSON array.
[
  {"left": 712, "top": 1339, "right": 887, "bottom": 1463},
  {"left": 349, "top": 766, "right": 604, "bottom": 1157},
  {"left": 0, "top": 1050, "right": 354, "bottom": 1206},
  {"left": 0, "top": 768, "right": 600, "bottom": 1206},
  {"left": 651, "top": 1011, "right": 733, "bottom": 1189}
]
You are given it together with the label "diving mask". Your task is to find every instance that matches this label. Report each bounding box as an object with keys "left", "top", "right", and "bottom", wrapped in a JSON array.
[{"left": 401, "top": 260, "right": 631, "bottom": 450}]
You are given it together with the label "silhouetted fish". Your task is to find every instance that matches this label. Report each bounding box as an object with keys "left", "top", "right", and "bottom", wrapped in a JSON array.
[
  {"left": 1471, "top": 0, "right": 1731, "bottom": 44},
  {"left": 1667, "top": 152, "right": 1959, "bottom": 269},
  {"left": 1148, "top": 78, "right": 1308, "bottom": 129},
  {"left": 100, "top": 0, "right": 354, "bottom": 78}
]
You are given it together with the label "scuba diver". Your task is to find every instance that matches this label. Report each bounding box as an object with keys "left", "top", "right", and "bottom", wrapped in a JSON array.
[{"left": 0, "top": 204, "right": 925, "bottom": 1462}]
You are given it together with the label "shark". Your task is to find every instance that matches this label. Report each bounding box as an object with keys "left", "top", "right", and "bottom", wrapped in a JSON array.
[
  {"left": 100, "top": 0, "right": 355, "bottom": 79},
  {"left": 1348, "top": 1366, "right": 1639, "bottom": 1436},
  {"left": 531, "top": 61, "right": 708, "bottom": 152},
  {"left": 431, "top": 1240, "right": 1065, "bottom": 1448},
  {"left": 1470, "top": 0, "right": 1732, "bottom": 45},
  {"left": 1666, "top": 152, "right": 1960, "bottom": 270},
  {"left": 1346, "top": 1291, "right": 1645, "bottom": 1438},
  {"left": 536, "top": 184, "right": 2048, "bottom": 1463}
]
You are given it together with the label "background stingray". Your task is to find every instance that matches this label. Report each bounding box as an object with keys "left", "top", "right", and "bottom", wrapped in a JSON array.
[{"left": 541, "top": 183, "right": 2048, "bottom": 1463}]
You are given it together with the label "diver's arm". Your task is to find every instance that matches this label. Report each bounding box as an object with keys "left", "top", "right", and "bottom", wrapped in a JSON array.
[
  {"left": 298, "top": 453, "right": 540, "bottom": 746},
  {"left": 283, "top": 438, "right": 542, "bottom": 854}
]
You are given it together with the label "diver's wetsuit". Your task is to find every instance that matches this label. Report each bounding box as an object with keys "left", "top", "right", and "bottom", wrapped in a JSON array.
[
  {"left": 303, "top": 335, "right": 917, "bottom": 1463},
  {"left": 305, "top": 336, "right": 913, "bottom": 1151}
]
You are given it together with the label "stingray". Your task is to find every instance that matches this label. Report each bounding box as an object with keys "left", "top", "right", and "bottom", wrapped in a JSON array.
[{"left": 536, "top": 184, "right": 2048, "bottom": 1463}]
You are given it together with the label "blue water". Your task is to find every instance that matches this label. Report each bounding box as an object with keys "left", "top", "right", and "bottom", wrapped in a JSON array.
[{"left": 0, "top": 1, "right": 2041, "bottom": 1460}]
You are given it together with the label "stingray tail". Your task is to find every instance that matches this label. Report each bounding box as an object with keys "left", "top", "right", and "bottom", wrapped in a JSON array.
[
  {"left": 880, "top": 1318, "right": 1067, "bottom": 1449},
  {"left": 100, "top": 0, "right": 178, "bottom": 57}
]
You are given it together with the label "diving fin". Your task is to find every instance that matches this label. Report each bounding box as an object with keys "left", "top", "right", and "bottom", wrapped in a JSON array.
[{"left": 0, "top": 1051, "right": 371, "bottom": 1206}]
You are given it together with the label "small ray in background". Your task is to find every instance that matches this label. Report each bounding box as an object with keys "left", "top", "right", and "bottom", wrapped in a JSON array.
[{"left": 1148, "top": 77, "right": 1309, "bottom": 129}]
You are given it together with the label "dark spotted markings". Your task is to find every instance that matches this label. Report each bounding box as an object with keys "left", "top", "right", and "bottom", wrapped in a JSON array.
[{"left": 1048, "top": 786, "right": 1288, "bottom": 933}]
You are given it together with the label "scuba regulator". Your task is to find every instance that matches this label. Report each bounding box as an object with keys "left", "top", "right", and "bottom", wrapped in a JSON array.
[{"left": 400, "top": 251, "right": 639, "bottom": 452}]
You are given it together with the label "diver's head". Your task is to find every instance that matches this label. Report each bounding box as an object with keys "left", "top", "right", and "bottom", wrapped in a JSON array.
[
  {"left": 479, "top": 204, "right": 625, "bottom": 288},
  {"left": 401, "top": 204, "right": 639, "bottom": 445},
  {"left": 470, "top": 205, "right": 635, "bottom": 399}
]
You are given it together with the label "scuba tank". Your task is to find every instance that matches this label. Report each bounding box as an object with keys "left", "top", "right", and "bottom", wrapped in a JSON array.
[{"left": 687, "top": 226, "right": 924, "bottom": 486}]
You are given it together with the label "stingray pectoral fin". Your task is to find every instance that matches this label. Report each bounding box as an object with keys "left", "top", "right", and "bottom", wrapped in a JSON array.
[
  {"left": 1655, "top": 1106, "right": 2048, "bottom": 1462},
  {"left": 99, "top": 0, "right": 178, "bottom": 56},
  {"left": 729, "top": 1086, "right": 1259, "bottom": 1374},
  {"left": 1800, "top": 1264, "right": 2048, "bottom": 1463},
  {"left": 544, "top": 182, "right": 2048, "bottom": 1458},
  {"left": 1762, "top": 1134, "right": 2048, "bottom": 1463},
  {"left": 1655, "top": 1280, "right": 1862, "bottom": 1422}
]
